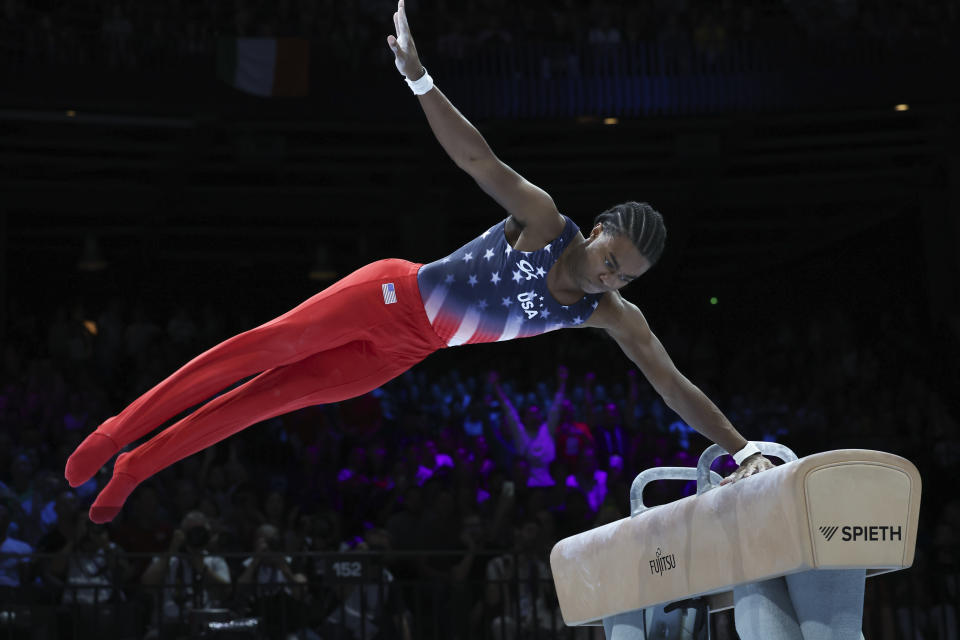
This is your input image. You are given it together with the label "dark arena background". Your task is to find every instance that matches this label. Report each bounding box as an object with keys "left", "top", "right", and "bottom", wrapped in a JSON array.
[{"left": 1, "top": 0, "right": 959, "bottom": 638}]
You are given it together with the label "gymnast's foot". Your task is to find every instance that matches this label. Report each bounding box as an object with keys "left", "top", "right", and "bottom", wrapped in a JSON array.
[
  {"left": 89, "top": 453, "right": 139, "bottom": 524},
  {"left": 64, "top": 420, "right": 121, "bottom": 487}
]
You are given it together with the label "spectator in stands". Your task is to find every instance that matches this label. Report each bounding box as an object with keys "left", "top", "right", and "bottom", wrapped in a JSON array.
[
  {"left": 51, "top": 512, "right": 134, "bottom": 638},
  {"left": 555, "top": 399, "right": 595, "bottom": 469},
  {"left": 35, "top": 490, "right": 81, "bottom": 597},
  {"left": 238, "top": 523, "right": 313, "bottom": 638},
  {"left": 141, "top": 510, "right": 231, "bottom": 635},
  {"left": 485, "top": 515, "right": 561, "bottom": 640},
  {"left": 14, "top": 469, "right": 61, "bottom": 546},
  {"left": 585, "top": 372, "right": 631, "bottom": 464},
  {"left": 223, "top": 482, "right": 263, "bottom": 554},
  {"left": 0, "top": 452, "right": 36, "bottom": 527},
  {"left": 172, "top": 476, "right": 200, "bottom": 519},
  {"left": 0, "top": 502, "right": 33, "bottom": 589},
  {"left": 322, "top": 527, "right": 409, "bottom": 640},
  {"left": 565, "top": 445, "right": 607, "bottom": 513},
  {"left": 693, "top": 5, "right": 728, "bottom": 63},
  {"left": 101, "top": 3, "right": 133, "bottom": 69},
  {"left": 386, "top": 483, "right": 424, "bottom": 553},
  {"left": 449, "top": 510, "right": 489, "bottom": 637},
  {"left": 263, "top": 489, "right": 295, "bottom": 534},
  {"left": 417, "top": 484, "right": 460, "bottom": 578},
  {"left": 489, "top": 369, "right": 561, "bottom": 487},
  {"left": 587, "top": 5, "right": 622, "bottom": 45},
  {"left": 36, "top": 496, "right": 126, "bottom": 636}
]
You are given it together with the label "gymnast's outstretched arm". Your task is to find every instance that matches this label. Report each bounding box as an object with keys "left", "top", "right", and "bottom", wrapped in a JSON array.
[
  {"left": 584, "top": 291, "right": 775, "bottom": 485},
  {"left": 387, "top": 0, "right": 564, "bottom": 240}
]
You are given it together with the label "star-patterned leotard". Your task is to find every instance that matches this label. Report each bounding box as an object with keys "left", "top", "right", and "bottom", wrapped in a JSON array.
[{"left": 417, "top": 215, "right": 602, "bottom": 346}]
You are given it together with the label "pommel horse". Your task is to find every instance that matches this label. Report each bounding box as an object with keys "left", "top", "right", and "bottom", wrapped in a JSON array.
[{"left": 549, "top": 443, "right": 922, "bottom": 637}]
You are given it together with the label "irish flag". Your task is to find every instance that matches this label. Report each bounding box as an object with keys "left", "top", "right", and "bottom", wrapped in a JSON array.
[{"left": 217, "top": 37, "right": 310, "bottom": 97}]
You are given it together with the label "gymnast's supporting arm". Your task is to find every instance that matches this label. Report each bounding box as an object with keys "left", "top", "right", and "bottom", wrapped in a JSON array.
[{"left": 585, "top": 292, "right": 774, "bottom": 484}]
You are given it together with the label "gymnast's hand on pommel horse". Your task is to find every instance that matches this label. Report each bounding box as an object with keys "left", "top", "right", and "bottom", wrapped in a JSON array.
[{"left": 66, "top": 0, "right": 771, "bottom": 524}]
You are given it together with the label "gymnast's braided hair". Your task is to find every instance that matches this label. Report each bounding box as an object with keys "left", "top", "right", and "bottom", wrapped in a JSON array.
[{"left": 593, "top": 201, "right": 667, "bottom": 266}]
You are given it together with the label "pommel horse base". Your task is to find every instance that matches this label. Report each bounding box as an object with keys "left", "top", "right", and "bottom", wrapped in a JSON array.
[{"left": 549, "top": 444, "right": 922, "bottom": 628}]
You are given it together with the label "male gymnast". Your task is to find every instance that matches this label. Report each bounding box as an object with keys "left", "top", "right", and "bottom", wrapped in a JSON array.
[{"left": 65, "top": 0, "right": 773, "bottom": 523}]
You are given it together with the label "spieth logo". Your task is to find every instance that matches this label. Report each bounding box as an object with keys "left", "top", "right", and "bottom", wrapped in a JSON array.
[
  {"left": 649, "top": 547, "right": 676, "bottom": 577},
  {"left": 819, "top": 525, "right": 903, "bottom": 542}
]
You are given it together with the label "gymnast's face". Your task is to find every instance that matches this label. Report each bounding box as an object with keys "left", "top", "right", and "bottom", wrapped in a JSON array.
[{"left": 576, "top": 223, "right": 652, "bottom": 294}]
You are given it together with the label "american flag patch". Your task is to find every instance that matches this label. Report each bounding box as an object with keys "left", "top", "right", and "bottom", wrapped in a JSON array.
[{"left": 382, "top": 283, "right": 397, "bottom": 304}]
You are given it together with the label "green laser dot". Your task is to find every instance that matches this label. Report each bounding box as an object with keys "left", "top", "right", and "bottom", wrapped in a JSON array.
[{"left": 710, "top": 297, "right": 718, "bottom": 305}]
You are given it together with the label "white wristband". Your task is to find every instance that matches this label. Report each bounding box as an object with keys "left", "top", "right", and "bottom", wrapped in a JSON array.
[
  {"left": 405, "top": 66, "right": 434, "bottom": 95},
  {"left": 732, "top": 442, "right": 761, "bottom": 466}
]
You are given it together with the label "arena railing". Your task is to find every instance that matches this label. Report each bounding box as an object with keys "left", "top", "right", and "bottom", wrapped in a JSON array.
[
  {"left": 0, "top": 550, "right": 957, "bottom": 639},
  {"left": 3, "top": 28, "right": 957, "bottom": 119},
  {"left": 429, "top": 37, "right": 957, "bottom": 118}
]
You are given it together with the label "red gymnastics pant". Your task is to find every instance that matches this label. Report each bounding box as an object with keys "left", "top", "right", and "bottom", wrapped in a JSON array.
[{"left": 64, "top": 259, "right": 446, "bottom": 523}]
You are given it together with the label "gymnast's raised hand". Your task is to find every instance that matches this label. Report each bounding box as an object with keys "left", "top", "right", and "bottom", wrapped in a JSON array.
[{"left": 387, "top": 0, "right": 424, "bottom": 81}]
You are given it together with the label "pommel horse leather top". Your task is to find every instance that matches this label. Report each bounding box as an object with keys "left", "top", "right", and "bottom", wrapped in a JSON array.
[{"left": 549, "top": 448, "right": 922, "bottom": 627}]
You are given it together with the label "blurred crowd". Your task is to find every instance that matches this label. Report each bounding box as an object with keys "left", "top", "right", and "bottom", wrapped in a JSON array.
[
  {"left": 2, "top": 0, "right": 959, "bottom": 636},
  {"left": 0, "top": 272, "right": 958, "bottom": 638},
  {"left": 2, "top": 0, "right": 957, "bottom": 71}
]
